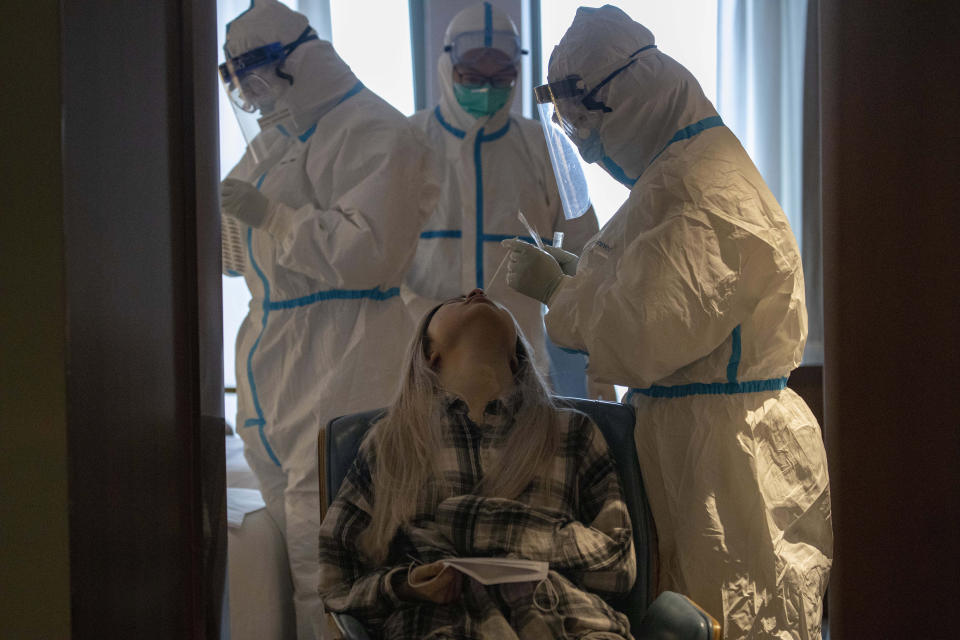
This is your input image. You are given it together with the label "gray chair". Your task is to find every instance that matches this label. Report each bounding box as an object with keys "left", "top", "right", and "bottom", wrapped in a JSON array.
[{"left": 318, "top": 398, "right": 720, "bottom": 639}]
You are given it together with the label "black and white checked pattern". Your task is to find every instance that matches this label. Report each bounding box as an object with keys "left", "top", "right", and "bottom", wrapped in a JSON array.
[{"left": 318, "top": 393, "right": 636, "bottom": 639}]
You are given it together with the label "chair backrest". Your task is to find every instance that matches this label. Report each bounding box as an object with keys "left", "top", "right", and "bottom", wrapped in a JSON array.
[{"left": 318, "top": 397, "right": 657, "bottom": 635}]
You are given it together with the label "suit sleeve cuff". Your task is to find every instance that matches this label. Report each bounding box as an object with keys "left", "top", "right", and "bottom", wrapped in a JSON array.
[
  {"left": 544, "top": 276, "right": 587, "bottom": 353},
  {"left": 545, "top": 274, "right": 572, "bottom": 307}
]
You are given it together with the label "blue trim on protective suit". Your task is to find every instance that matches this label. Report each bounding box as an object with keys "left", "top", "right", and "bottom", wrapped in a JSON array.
[
  {"left": 420, "top": 230, "right": 462, "bottom": 239},
  {"left": 600, "top": 155, "right": 639, "bottom": 189},
  {"left": 431, "top": 108, "right": 512, "bottom": 288},
  {"left": 418, "top": 231, "right": 551, "bottom": 245},
  {"left": 481, "top": 120, "right": 511, "bottom": 142},
  {"left": 242, "top": 147, "right": 393, "bottom": 464},
  {"left": 727, "top": 325, "right": 742, "bottom": 384},
  {"left": 275, "top": 81, "right": 364, "bottom": 141},
  {"left": 472, "top": 119, "right": 512, "bottom": 288},
  {"left": 483, "top": 2, "right": 493, "bottom": 46},
  {"left": 267, "top": 286, "right": 400, "bottom": 310},
  {"left": 627, "top": 377, "right": 788, "bottom": 399},
  {"left": 243, "top": 225, "right": 282, "bottom": 467},
  {"left": 630, "top": 44, "right": 658, "bottom": 57},
  {"left": 297, "top": 123, "right": 316, "bottom": 142},
  {"left": 649, "top": 115, "right": 725, "bottom": 166},
  {"left": 334, "top": 80, "right": 365, "bottom": 108},
  {"left": 625, "top": 324, "right": 788, "bottom": 401},
  {"left": 605, "top": 116, "right": 725, "bottom": 188},
  {"left": 434, "top": 105, "right": 466, "bottom": 138},
  {"left": 560, "top": 347, "right": 590, "bottom": 356}
]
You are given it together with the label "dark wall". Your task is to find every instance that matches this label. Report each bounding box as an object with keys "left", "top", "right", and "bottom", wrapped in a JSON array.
[
  {"left": 820, "top": 1, "right": 960, "bottom": 636},
  {"left": 61, "top": 0, "right": 223, "bottom": 637},
  {"left": 0, "top": 1, "right": 72, "bottom": 636}
]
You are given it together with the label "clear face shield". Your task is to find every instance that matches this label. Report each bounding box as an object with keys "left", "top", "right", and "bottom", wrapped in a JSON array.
[
  {"left": 534, "top": 58, "right": 642, "bottom": 215},
  {"left": 219, "top": 42, "right": 291, "bottom": 163},
  {"left": 533, "top": 79, "right": 596, "bottom": 220},
  {"left": 219, "top": 27, "right": 318, "bottom": 163}
]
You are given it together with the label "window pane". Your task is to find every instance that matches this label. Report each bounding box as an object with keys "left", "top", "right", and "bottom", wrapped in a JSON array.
[
  {"left": 224, "top": 391, "right": 239, "bottom": 432},
  {"left": 330, "top": 0, "right": 415, "bottom": 114},
  {"left": 222, "top": 274, "right": 250, "bottom": 392}
]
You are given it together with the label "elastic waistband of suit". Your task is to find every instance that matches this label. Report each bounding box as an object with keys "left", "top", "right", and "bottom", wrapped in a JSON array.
[
  {"left": 625, "top": 376, "right": 788, "bottom": 401},
  {"left": 261, "top": 286, "right": 400, "bottom": 311}
]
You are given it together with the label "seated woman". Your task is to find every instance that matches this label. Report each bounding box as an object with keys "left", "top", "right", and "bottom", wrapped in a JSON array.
[{"left": 318, "top": 288, "right": 636, "bottom": 639}]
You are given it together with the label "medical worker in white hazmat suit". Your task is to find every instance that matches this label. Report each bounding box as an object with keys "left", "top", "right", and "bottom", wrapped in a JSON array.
[
  {"left": 219, "top": 1, "right": 439, "bottom": 637},
  {"left": 404, "top": 1, "right": 606, "bottom": 394},
  {"left": 503, "top": 7, "right": 832, "bottom": 639}
]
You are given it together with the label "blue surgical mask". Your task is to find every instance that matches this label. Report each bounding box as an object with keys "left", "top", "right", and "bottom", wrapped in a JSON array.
[{"left": 453, "top": 83, "right": 512, "bottom": 119}]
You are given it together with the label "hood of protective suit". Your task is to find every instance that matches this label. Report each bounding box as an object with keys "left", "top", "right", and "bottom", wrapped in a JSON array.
[
  {"left": 225, "top": 0, "right": 358, "bottom": 135},
  {"left": 437, "top": 2, "right": 519, "bottom": 133},
  {"left": 548, "top": 5, "right": 718, "bottom": 181}
]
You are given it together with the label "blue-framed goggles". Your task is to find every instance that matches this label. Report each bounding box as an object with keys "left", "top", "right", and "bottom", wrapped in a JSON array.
[
  {"left": 219, "top": 26, "right": 319, "bottom": 87},
  {"left": 219, "top": 42, "right": 287, "bottom": 87},
  {"left": 219, "top": 26, "right": 321, "bottom": 159},
  {"left": 445, "top": 30, "right": 526, "bottom": 66}
]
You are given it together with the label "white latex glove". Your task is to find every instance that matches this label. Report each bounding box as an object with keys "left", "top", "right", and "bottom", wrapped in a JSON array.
[
  {"left": 221, "top": 178, "right": 270, "bottom": 228},
  {"left": 501, "top": 238, "right": 564, "bottom": 305},
  {"left": 544, "top": 245, "right": 579, "bottom": 276}
]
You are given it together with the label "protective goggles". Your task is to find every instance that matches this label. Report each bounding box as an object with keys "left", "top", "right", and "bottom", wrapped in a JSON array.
[
  {"left": 453, "top": 65, "right": 517, "bottom": 89},
  {"left": 218, "top": 26, "right": 320, "bottom": 163},
  {"left": 533, "top": 44, "right": 655, "bottom": 133},
  {"left": 445, "top": 29, "right": 526, "bottom": 66},
  {"left": 219, "top": 27, "right": 319, "bottom": 112},
  {"left": 536, "top": 60, "right": 644, "bottom": 135}
]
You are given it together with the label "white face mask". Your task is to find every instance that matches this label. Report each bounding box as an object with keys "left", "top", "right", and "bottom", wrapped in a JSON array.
[
  {"left": 240, "top": 67, "right": 290, "bottom": 115},
  {"left": 573, "top": 127, "right": 605, "bottom": 164}
]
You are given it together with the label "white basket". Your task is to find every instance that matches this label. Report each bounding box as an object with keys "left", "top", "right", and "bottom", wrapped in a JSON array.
[{"left": 222, "top": 212, "right": 247, "bottom": 276}]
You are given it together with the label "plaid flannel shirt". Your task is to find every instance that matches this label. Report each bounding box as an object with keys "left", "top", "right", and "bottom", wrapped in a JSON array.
[{"left": 318, "top": 393, "right": 637, "bottom": 639}]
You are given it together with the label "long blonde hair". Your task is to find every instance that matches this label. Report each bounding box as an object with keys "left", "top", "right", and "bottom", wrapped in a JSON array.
[{"left": 358, "top": 302, "right": 562, "bottom": 564}]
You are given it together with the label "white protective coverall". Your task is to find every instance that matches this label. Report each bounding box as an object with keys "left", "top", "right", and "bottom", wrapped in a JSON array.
[
  {"left": 224, "top": 3, "right": 439, "bottom": 637},
  {"left": 541, "top": 8, "right": 832, "bottom": 638},
  {"left": 404, "top": 1, "right": 599, "bottom": 376}
]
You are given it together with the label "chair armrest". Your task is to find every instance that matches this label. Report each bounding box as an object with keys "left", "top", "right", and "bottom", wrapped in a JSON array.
[
  {"left": 331, "top": 612, "right": 372, "bottom": 640},
  {"left": 634, "top": 591, "right": 721, "bottom": 640}
]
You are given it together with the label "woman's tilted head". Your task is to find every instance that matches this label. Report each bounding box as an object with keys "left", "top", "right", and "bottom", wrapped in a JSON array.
[
  {"left": 424, "top": 288, "right": 518, "bottom": 376},
  {"left": 358, "top": 290, "right": 561, "bottom": 564}
]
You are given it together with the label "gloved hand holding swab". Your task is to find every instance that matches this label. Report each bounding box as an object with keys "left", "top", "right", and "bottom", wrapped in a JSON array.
[{"left": 517, "top": 210, "right": 545, "bottom": 250}]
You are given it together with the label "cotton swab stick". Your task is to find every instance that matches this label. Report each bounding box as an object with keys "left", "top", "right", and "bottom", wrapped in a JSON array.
[
  {"left": 489, "top": 211, "right": 543, "bottom": 291},
  {"left": 517, "top": 210, "right": 545, "bottom": 250},
  {"left": 487, "top": 251, "right": 510, "bottom": 291}
]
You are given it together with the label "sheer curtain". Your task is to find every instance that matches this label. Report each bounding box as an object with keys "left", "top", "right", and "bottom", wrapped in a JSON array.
[{"left": 717, "top": 0, "right": 822, "bottom": 364}]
